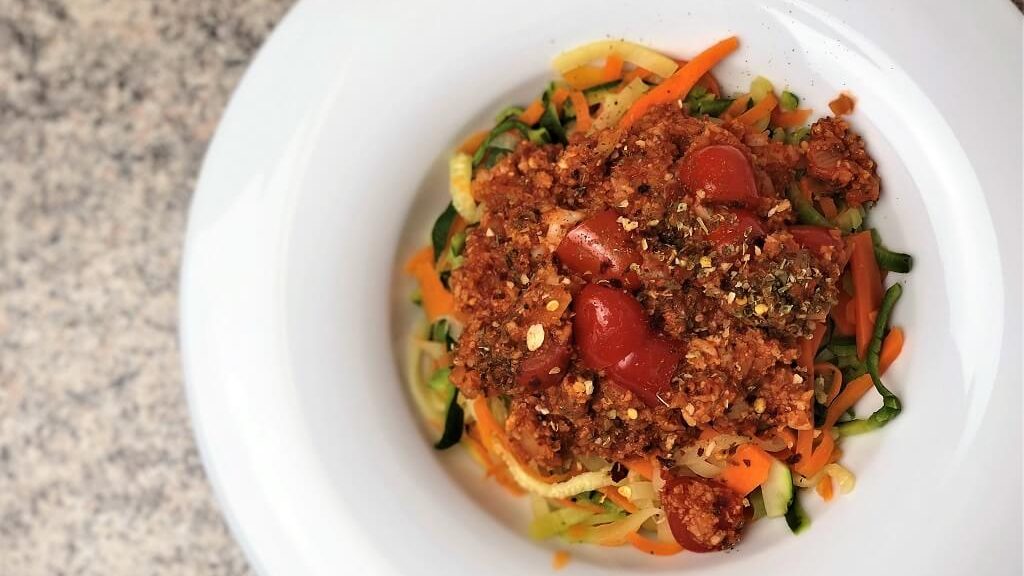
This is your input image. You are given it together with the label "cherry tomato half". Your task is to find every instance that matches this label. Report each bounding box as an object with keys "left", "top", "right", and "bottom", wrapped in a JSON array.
[
  {"left": 662, "top": 475, "right": 748, "bottom": 552},
  {"left": 515, "top": 342, "right": 571, "bottom": 389},
  {"left": 609, "top": 337, "right": 681, "bottom": 407},
  {"left": 705, "top": 210, "right": 766, "bottom": 248},
  {"left": 679, "top": 145, "right": 759, "bottom": 206},
  {"left": 573, "top": 284, "right": 649, "bottom": 370},
  {"left": 789, "top": 225, "right": 844, "bottom": 255},
  {"left": 555, "top": 210, "right": 642, "bottom": 290}
]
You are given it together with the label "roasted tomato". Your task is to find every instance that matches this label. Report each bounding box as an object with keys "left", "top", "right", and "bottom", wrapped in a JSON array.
[
  {"left": 573, "top": 284, "right": 649, "bottom": 370},
  {"left": 705, "top": 209, "right": 766, "bottom": 248},
  {"left": 609, "top": 337, "right": 681, "bottom": 407},
  {"left": 515, "top": 342, "right": 571, "bottom": 389},
  {"left": 555, "top": 210, "right": 642, "bottom": 290},
  {"left": 679, "top": 145, "right": 759, "bottom": 206},
  {"left": 789, "top": 225, "right": 844, "bottom": 255},
  {"left": 662, "top": 475, "right": 748, "bottom": 552}
]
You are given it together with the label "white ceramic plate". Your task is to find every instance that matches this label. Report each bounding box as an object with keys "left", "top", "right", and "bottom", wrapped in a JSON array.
[{"left": 180, "top": 1, "right": 1022, "bottom": 574}]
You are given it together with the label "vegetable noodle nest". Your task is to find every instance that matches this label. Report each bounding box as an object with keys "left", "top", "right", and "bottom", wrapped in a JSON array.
[{"left": 405, "top": 36, "right": 912, "bottom": 556}]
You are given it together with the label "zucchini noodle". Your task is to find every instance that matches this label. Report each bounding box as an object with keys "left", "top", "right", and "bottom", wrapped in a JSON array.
[
  {"left": 590, "top": 77, "right": 649, "bottom": 132},
  {"left": 552, "top": 40, "right": 679, "bottom": 78},
  {"left": 491, "top": 442, "right": 614, "bottom": 498},
  {"left": 449, "top": 153, "right": 479, "bottom": 223}
]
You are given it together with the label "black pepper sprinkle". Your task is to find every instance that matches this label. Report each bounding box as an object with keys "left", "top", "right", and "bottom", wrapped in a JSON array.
[{"left": 610, "top": 461, "right": 628, "bottom": 482}]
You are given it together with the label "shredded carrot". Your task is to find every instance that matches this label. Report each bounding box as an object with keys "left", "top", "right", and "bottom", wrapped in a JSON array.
[
  {"left": 720, "top": 443, "right": 773, "bottom": 495},
  {"left": 568, "top": 90, "right": 592, "bottom": 133},
  {"left": 848, "top": 231, "right": 883, "bottom": 358},
  {"left": 552, "top": 550, "right": 571, "bottom": 570},
  {"left": 556, "top": 498, "right": 605, "bottom": 514},
  {"left": 818, "top": 197, "right": 839, "bottom": 220},
  {"left": 457, "top": 130, "right": 488, "bottom": 155},
  {"left": 622, "top": 67, "right": 652, "bottom": 83},
  {"left": 794, "top": 428, "right": 813, "bottom": 468},
  {"left": 626, "top": 532, "right": 684, "bottom": 556},
  {"left": 825, "top": 373, "right": 874, "bottom": 429},
  {"left": 816, "top": 475, "right": 834, "bottom": 501},
  {"left": 464, "top": 427, "right": 525, "bottom": 496},
  {"left": 563, "top": 65, "right": 608, "bottom": 90},
  {"left": 772, "top": 108, "right": 812, "bottom": 129},
  {"left": 829, "top": 447, "right": 843, "bottom": 464},
  {"left": 599, "top": 487, "right": 639, "bottom": 514},
  {"left": 552, "top": 87, "right": 571, "bottom": 113},
  {"left": 622, "top": 458, "right": 653, "bottom": 480},
  {"left": 602, "top": 54, "right": 624, "bottom": 81},
  {"left": 722, "top": 93, "right": 751, "bottom": 120},
  {"left": 799, "top": 323, "right": 827, "bottom": 383},
  {"left": 832, "top": 291, "right": 856, "bottom": 336},
  {"left": 676, "top": 59, "right": 722, "bottom": 96},
  {"left": 518, "top": 99, "right": 545, "bottom": 126},
  {"left": 879, "top": 327, "right": 904, "bottom": 375},
  {"left": 619, "top": 36, "right": 740, "bottom": 129},
  {"left": 736, "top": 92, "right": 778, "bottom": 126},
  {"left": 829, "top": 92, "right": 855, "bottom": 116},
  {"left": 776, "top": 428, "right": 796, "bottom": 449},
  {"left": 815, "top": 362, "right": 843, "bottom": 405},
  {"left": 405, "top": 247, "right": 455, "bottom": 321},
  {"left": 794, "top": 430, "right": 834, "bottom": 477}
]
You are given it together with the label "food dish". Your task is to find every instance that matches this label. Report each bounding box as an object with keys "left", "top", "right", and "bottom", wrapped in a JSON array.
[
  {"left": 180, "top": 1, "right": 1021, "bottom": 574},
  {"left": 406, "top": 37, "right": 914, "bottom": 555}
]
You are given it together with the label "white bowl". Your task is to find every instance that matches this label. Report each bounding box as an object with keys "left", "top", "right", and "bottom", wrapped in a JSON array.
[{"left": 180, "top": 0, "right": 1022, "bottom": 574}]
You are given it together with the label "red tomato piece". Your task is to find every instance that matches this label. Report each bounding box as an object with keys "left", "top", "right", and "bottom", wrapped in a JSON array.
[
  {"left": 705, "top": 210, "right": 766, "bottom": 247},
  {"left": 515, "top": 342, "right": 571, "bottom": 389},
  {"left": 662, "top": 475, "right": 748, "bottom": 552},
  {"left": 609, "top": 337, "right": 681, "bottom": 407},
  {"left": 573, "top": 284, "right": 649, "bottom": 370},
  {"left": 555, "top": 210, "right": 642, "bottom": 290},
  {"left": 678, "top": 145, "right": 759, "bottom": 206},
  {"left": 789, "top": 225, "right": 844, "bottom": 254}
]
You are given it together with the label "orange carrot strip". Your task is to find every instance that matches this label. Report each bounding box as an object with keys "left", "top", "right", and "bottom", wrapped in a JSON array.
[
  {"left": 676, "top": 59, "right": 722, "bottom": 97},
  {"left": 825, "top": 373, "right": 874, "bottom": 429},
  {"left": 736, "top": 92, "right": 778, "bottom": 126},
  {"left": 720, "top": 443, "right": 774, "bottom": 496},
  {"left": 599, "top": 487, "right": 639, "bottom": 514},
  {"left": 622, "top": 459, "right": 653, "bottom": 480},
  {"left": 795, "top": 428, "right": 813, "bottom": 466},
  {"left": 602, "top": 54, "right": 624, "bottom": 81},
  {"left": 458, "top": 130, "right": 489, "bottom": 155},
  {"left": 879, "top": 327, "right": 905, "bottom": 375},
  {"left": 829, "top": 93, "right": 855, "bottom": 116},
  {"left": 815, "top": 362, "right": 843, "bottom": 405},
  {"left": 722, "top": 93, "right": 751, "bottom": 120},
  {"left": 818, "top": 197, "right": 839, "bottom": 220},
  {"left": 799, "top": 323, "right": 827, "bottom": 383},
  {"left": 569, "top": 90, "right": 592, "bottom": 132},
  {"left": 622, "top": 67, "right": 652, "bottom": 83},
  {"left": 848, "top": 231, "right": 883, "bottom": 358},
  {"left": 626, "top": 532, "right": 684, "bottom": 556},
  {"left": 518, "top": 99, "right": 545, "bottom": 126},
  {"left": 552, "top": 550, "right": 571, "bottom": 570},
  {"left": 794, "top": 430, "right": 834, "bottom": 477},
  {"left": 563, "top": 65, "right": 608, "bottom": 90},
  {"left": 816, "top": 475, "right": 834, "bottom": 501},
  {"left": 619, "top": 36, "right": 740, "bottom": 129},
  {"left": 552, "top": 87, "right": 571, "bottom": 113},
  {"left": 772, "top": 108, "right": 812, "bottom": 129},
  {"left": 405, "top": 247, "right": 455, "bottom": 321},
  {"left": 832, "top": 291, "right": 856, "bottom": 336}
]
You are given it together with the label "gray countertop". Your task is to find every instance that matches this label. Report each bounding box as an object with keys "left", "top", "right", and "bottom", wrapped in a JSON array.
[
  {"left": 1, "top": 1, "right": 292, "bottom": 574},
  {"left": 1, "top": 1, "right": 1020, "bottom": 575}
]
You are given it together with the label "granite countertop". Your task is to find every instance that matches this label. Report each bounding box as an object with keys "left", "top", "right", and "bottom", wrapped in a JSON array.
[
  {"left": 1, "top": 1, "right": 292, "bottom": 574},
  {"left": 1, "top": 2, "right": 1020, "bottom": 575}
]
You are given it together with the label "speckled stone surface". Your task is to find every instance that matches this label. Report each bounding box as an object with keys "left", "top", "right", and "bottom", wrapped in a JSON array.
[{"left": 0, "top": 1, "right": 292, "bottom": 574}]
